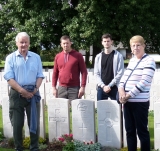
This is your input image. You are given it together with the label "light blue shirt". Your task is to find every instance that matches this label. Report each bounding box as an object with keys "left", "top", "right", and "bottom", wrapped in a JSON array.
[{"left": 4, "top": 50, "right": 44, "bottom": 86}]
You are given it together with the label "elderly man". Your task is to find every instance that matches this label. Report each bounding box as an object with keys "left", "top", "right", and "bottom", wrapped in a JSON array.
[{"left": 4, "top": 32, "right": 44, "bottom": 151}]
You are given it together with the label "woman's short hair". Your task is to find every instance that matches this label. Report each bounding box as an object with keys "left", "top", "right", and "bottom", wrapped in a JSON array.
[{"left": 130, "top": 35, "right": 145, "bottom": 45}]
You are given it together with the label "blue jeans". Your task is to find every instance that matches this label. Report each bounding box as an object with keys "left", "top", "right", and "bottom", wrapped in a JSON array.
[
  {"left": 124, "top": 101, "right": 150, "bottom": 151},
  {"left": 97, "top": 86, "right": 118, "bottom": 101}
]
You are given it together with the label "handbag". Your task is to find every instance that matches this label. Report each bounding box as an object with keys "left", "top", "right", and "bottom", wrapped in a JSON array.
[{"left": 116, "top": 54, "right": 148, "bottom": 103}]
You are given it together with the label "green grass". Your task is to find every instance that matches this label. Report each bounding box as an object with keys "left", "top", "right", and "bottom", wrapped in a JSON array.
[
  {"left": 0, "top": 107, "right": 155, "bottom": 150},
  {"left": 42, "top": 62, "right": 53, "bottom": 67},
  {"left": 0, "top": 61, "right": 53, "bottom": 68},
  {"left": 149, "top": 111, "right": 154, "bottom": 149}
]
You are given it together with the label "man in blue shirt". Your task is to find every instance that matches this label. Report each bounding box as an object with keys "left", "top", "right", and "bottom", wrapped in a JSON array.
[{"left": 4, "top": 32, "right": 44, "bottom": 151}]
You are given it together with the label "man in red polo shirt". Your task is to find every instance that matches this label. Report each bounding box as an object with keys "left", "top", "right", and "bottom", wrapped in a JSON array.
[{"left": 52, "top": 35, "right": 87, "bottom": 100}]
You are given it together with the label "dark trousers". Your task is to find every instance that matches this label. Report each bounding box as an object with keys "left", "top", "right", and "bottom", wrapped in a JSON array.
[
  {"left": 124, "top": 101, "right": 150, "bottom": 151},
  {"left": 97, "top": 86, "right": 118, "bottom": 101},
  {"left": 58, "top": 86, "right": 80, "bottom": 100},
  {"left": 9, "top": 88, "right": 40, "bottom": 151}
]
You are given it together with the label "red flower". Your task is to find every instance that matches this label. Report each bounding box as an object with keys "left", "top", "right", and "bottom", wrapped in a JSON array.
[
  {"left": 90, "top": 141, "right": 93, "bottom": 144},
  {"left": 58, "top": 137, "right": 65, "bottom": 142},
  {"left": 69, "top": 134, "right": 73, "bottom": 138}
]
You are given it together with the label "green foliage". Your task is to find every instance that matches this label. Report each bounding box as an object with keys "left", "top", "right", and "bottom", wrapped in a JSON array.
[
  {"left": 40, "top": 47, "right": 61, "bottom": 62},
  {"left": 23, "top": 137, "right": 30, "bottom": 149},
  {"left": 8, "top": 138, "right": 14, "bottom": 148},
  {"left": 149, "top": 110, "right": 154, "bottom": 117},
  {"left": 0, "top": 131, "right": 4, "bottom": 141},
  {"left": 23, "top": 136, "right": 46, "bottom": 149},
  {"left": 62, "top": 0, "right": 160, "bottom": 53},
  {"left": 0, "top": 0, "right": 64, "bottom": 54},
  {"left": 74, "top": 140, "right": 101, "bottom": 151},
  {"left": 0, "top": 0, "right": 160, "bottom": 60},
  {"left": 62, "top": 142, "right": 75, "bottom": 151},
  {"left": 39, "top": 143, "right": 47, "bottom": 150}
]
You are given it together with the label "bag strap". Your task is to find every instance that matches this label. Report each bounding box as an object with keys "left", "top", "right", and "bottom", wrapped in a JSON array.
[{"left": 124, "top": 54, "right": 148, "bottom": 88}]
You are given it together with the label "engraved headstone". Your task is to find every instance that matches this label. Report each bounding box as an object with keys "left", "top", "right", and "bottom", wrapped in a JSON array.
[
  {"left": 47, "top": 98, "right": 70, "bottom": 142},
  {"left": 97, "top": 100, "right": 121, "bottom": 149},
  {"left": 72, "top": 99, "right": 96, "bottom": 142},
  {"left": 2, "top": 97, "right": 13, "bottom": 138}
]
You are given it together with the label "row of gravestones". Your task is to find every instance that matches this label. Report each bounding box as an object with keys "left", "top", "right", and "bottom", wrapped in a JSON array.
[
  {"left": 1, "top": 97, "right": 160, "bottom": 150},
  {"left": 1, "top": 67, "right": 160, "bottom": 82},
  {"left": 1, "top": 70, "right": 160, "bottom": 110},
  {"left": 0, "top": 71, "right": 160, "bottom": 149},
  {"left": 0, "top": 69, "right": 96, "bottom": 83}
]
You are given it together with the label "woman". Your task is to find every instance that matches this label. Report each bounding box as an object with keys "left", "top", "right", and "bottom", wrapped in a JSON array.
[{"left": 118, "top": 35, "right": 155, "bottom": 151}]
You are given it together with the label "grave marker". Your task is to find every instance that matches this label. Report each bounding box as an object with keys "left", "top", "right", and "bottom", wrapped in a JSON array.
[
  {"left": 72, "top": 99, "right": 96, "bottom": 142},
  {"left": 48, "top": 98, "right": 70, "bottom": 142}
]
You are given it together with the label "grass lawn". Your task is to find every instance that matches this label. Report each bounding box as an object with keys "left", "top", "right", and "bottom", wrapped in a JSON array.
[{"left": 0, "top": 106, "right": 154, "bottom": 150}]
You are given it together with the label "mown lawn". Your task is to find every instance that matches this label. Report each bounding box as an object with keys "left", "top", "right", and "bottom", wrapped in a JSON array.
[{"left": 0, "top": 106, "right": 154, "bottom": 150}]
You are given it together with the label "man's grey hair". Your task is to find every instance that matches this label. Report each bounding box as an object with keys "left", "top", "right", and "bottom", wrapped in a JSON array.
[{"left": 15, "top": 32, "right": 30, "bottom": 42}]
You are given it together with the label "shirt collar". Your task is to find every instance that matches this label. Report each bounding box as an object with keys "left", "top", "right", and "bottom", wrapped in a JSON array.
[{"left": 16, "top": 50, "right": 32, "bottom": 57}]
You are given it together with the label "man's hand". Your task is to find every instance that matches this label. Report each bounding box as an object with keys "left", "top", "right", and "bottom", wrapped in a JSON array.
[
  {"left": 78, "top": 87, "right": 85, "bottom": 98},
  {"left": 20, "top": 88, "right": 34, "bottom": 99},
  {"left": 103, "top": 85, "right": 111, "bottom": 93},
  {"left": 53, "top": 87, "right": 58, "bottom": 98}
]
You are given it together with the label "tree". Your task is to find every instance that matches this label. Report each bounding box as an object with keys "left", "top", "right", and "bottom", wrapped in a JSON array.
[
  {"left": 0, "top": 0, "right": 160, "bottom": 66},
  {"left": 62, "top": 0, "right": 160, "bottom": 66},
  {"left": 0, "top": 0, "right": 67, "bottom": 55}
]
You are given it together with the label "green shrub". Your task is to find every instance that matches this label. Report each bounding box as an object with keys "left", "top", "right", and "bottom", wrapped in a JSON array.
[
  {"left": 62, "top": 142, "right": 75, "bottom": 151},
  {"left": 23, "top": 137, "right": 30, "bottom": 149},
  {"left": 23, "top": 136, "right": 46, "bottom": 149},
  {"left": 8, "top": 137, "right": 14, "bottom": 148},
  {"left": 0, "top": 131, "right": 4, "bottom": 141},
  {"left": 74, "top": 140, "right": 101, "bottom": 151}
]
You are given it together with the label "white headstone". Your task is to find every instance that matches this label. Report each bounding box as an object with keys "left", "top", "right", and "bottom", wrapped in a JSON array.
[
  {"left": 88, "top": 74, "right": 96, "bottom": 84},
  {"left": 150, "top": 85, "right": 160, "bottom": 110},
  {"left": 0, "top": 82, "right": 9, "bottom": 104},
  {"left": 72, "top": 99, "right": 96, "bottom": 143},
  {"left": 85, "top": 83, "right": 97, "bottom": 107},
  {"left": 2, "top": 97, "right": 13, "bottom": 138},
  {"left": 1, "top": 72, "right": 6, "bottom": 81},
  {"left": 49, "top": 72, "right": 52, "bottom": 82},
  {"left": 0, "top": 72, "right": 2, "bottom": 81},
  {"left": 154, "top": 102, "right": 160, "bottom": 149},
  {"left": 39, "top": 83, "right": 45, "bottom": 103},
  {"left": 47, "top": 98, "right": 70, "bottom": 142},
  {"left": 43, "top": 72, "right": 50, "bottom": 83},
  {"left": 151, "top": 72, "right": 160, "bottom": 85},
  {"left": 24, "top": 99, "right": 46, "bottom": 138},
  {"left": 45, "top": 82, "right": 55, "bottom": 105},
  {"left": 97, "top": 100, "right": 122, "bottom": 149}
]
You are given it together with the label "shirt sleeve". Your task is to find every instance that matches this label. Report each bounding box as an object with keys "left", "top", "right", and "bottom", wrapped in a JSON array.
[{"left": 4, "top": 54, "right": 15, "bottom": 81}]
